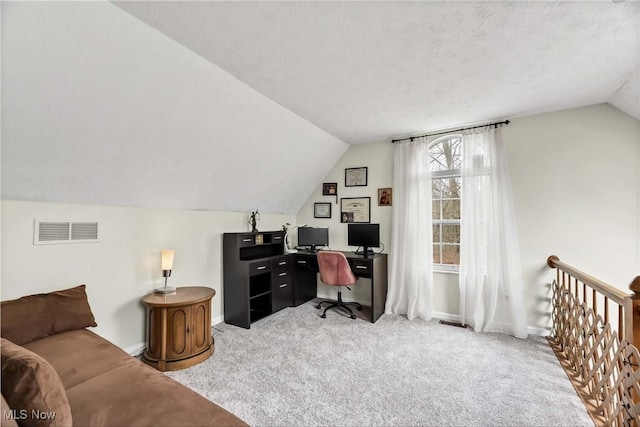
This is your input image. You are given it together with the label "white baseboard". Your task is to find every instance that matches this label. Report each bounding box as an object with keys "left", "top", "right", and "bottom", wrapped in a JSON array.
[
  {"left": 124, "top": 342, "right": 145, "bottom": 357},
  {"left": 527, "top": 326, "right": 551, "bottom": 336},
  {"left": 433, "top": 311, "right": 461, "bottom": 323},
  {"left": 212, "top": 314, "right": 224, "bottom": 326},
  {"left": 433, "top": 311, "right": 551, "bottom": 337}
]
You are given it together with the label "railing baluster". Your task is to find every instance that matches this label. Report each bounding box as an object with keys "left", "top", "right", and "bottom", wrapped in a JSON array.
[
  {"left": 546, "top": 255, "right": 639, "bottom": 426},
  {"left": 618, "top": 306, "right": 623, "bottom": 341}
]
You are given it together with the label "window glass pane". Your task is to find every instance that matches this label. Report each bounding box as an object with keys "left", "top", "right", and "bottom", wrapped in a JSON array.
[
  {"left": 442, "top": 224, "right": 460, "bottom": 243},
  {"left": 440, "top": 177, "right": 461, "bottom": 199},
  {"left": 441, "top": 244, "right": 460, "bottom": 265},
  {"left": 432, "top": 180, "right": 443, "bottom": 199},
  {"left": 429, "top": 137, "right": 462, "bottom": 172},
  {"left": 442, "top": 199, "right": 460, "bottom": 220},
  {"left": 432, "top": 200, "right": 441, "bottom": 220},
  {"left": 432, "top": 224, "right": 441, "bottom": 242},
  {"left": 429, "top": 137, "right": 462, "bottom": 268},
  {"left": 433, "top": 245, "right": 441, "bottom": 264}
]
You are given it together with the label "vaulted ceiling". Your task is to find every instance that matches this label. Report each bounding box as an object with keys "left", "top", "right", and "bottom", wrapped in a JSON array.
[
  {"left": 2, "top": 1, "right": 638, "bottom": 214},
  {"left": 114, "top": 1, "right": 639, "bottom": 143}
]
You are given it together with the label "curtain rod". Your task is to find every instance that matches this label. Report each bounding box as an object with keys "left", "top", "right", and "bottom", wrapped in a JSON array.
[{"left": 391, "top": 119, "right": 511, "bottom": 143}]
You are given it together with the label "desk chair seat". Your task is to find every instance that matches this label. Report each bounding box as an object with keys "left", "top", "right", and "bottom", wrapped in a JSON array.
[{"left": 316, "top": 251, "right": 363, "bottom": 319}]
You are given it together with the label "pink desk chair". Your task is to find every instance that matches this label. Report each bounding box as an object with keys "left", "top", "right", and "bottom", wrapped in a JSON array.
[{"left": 316, "top": 251, "right": 363, "bottom": 319}]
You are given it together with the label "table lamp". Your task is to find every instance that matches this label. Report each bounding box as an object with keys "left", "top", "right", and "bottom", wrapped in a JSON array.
[{"left": 156, "top": 249, "right": 176, "bottom": 294}]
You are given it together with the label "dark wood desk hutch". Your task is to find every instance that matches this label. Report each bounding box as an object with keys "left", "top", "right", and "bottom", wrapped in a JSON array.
[
  {"left": 223, "top": 231, "right": 388, "bottom": 329},
  {"left": 224, "top": 231, "right": 294, "bottom": 329}
]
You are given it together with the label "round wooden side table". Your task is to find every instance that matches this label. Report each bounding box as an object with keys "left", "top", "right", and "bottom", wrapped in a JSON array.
[{"left": 141, "top": 286, "right": 216, "bottom": 371}]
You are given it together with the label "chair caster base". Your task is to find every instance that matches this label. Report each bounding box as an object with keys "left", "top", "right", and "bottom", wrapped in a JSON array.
[
  {"left": 315, "top": 304, "right": 322, "bottom": 309},
  {"left": 350, "top": 315, "right": 356, "bottom": 319},
  {"left": 320, "top": 313, "right": 326, "bottom": 318}
]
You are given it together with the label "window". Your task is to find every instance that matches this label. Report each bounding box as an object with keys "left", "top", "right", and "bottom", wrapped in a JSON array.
[{"left": 429, "top": 136, "right": 461, "bottom": 270}]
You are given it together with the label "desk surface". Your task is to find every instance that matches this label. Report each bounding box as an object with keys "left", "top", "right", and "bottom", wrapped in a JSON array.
[{"left": 296, "top": 250, "right": 386, "bottom": 260}]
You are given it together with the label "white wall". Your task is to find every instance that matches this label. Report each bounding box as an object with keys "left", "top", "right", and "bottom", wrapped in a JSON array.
[
  {"left": 506, "top": 103, "right": 639, "bottom": 329},
  {"left": 296, "top": 103, "right": 639, "bottom": 331},
  {"left": 295, "top": 142, "right": 391, "bottom": 304},
  {"left": 295, "top": 140, "right": 460, "bottom": 312},
  {"left": 1, "top": 200, "right": 294, "bottom": 352},
  {"left": 1, "top": 1, "right": 347, "bottom": 215}
]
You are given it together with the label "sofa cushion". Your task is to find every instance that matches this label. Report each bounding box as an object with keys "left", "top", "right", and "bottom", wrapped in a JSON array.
[
  {"left": 23, "top": 330, "right": 133, "bottom": 390},
  {"left": 47, "top": 285, "right": 97, "bottom": 334},
  {"left": 65, "top": 362, "right": 246, "bottom": 427},
  {"left": 23, "top": 330, "right": 246, "bottom": 427},
  {"left": 1, "top": 285, "right": 96, "bottom": 345},
  {"left": 0, "top": 338, "right": 72, "bottom": 427}
]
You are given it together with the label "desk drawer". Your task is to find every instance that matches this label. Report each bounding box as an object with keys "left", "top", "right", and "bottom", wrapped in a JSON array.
[
  {"left": 249, "top": 260, "right": 271, "bottom": 276},
  {"left": 272, "top": 280, "right": 292, "bottom": 312},
  {"left": 272, "top": 256, "right": 292, "bottom": 272},
  {"left": 295, "top": 255, "right": 318, "bottom": 271},
  {"left": 272, "top": 269, "right": 292, "bottom": 285},
  {"left": 351, "top": 259, "right": 372, "bottom": 275},
  {"left": 238, "top": 234, "right": 255, "bottom": 247}
]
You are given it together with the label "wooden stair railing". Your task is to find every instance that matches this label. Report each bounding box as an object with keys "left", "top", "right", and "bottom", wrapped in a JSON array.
[{"left": 547, "top": 255, "right": 640, "bottom": 426}]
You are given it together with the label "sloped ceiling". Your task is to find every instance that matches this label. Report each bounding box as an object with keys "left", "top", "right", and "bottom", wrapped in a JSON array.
[
  {"left": 113, "top": 1, "right": 639, "bottom": 144},
  {"left": 1, "top": 1, "right": 347, "bottom": 214},
  {"left": 2, "top": 2, "right": 638, "bottom": 215}
]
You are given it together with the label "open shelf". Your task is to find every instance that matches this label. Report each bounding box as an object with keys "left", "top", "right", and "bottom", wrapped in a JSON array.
[
  {"left": 250, "top": 274, "right": 270, "bottom": 297},
  {"left": 240, "top": 243, "right": 283, "bottom": 261},
  {"left": 250, "top": 308, "right": 271, "bottom": 323},
  {"left": 249, "top": 291, "right": 271, "bottom": 323},
  {"left": 250, "top": 290, "right": 271, "bottom": 300}
]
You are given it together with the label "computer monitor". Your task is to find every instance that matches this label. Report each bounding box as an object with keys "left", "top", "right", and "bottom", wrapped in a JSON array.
[
  {"left": 297, "top": 227, "right": 329, "bottom": 252},
  {"left": 348, "top": 224, "right": 380, "bottom": 257}
]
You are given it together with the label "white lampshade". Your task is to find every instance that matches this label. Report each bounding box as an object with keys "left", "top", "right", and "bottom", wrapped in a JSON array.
[{"left": 161, "top": 250, "right": 174, "bottom": 271}]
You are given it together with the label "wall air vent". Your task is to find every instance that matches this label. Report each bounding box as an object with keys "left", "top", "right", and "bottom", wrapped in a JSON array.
[{"left": 34, "top": 220, "right": 99, "bottom": 245}]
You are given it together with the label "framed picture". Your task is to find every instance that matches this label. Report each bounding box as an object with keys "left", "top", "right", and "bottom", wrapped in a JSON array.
[
  {"left": 314, "top": 202, "right": 332, "bottom": 219},
  {"left": 322, "top": 182, "right": 338, "bottom": 196},
  {"left": 378, "top": 188, "right": 392, "bottom": 206},
  {"left": 345, "top": 167, "right": 368, "bottom": 187},
  {"left": 340, "top": 197, "right": 371, "bottom": 223}
]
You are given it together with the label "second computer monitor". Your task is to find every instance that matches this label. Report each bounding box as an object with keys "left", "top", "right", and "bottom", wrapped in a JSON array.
[
  {"left": 297, "top": 227, "right": 329, "bottom": 252},
  {"left": 347, "top": 223, "right": 380, "bottom": 256}
]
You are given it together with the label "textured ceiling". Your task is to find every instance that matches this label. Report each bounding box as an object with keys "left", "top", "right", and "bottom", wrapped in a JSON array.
[
  {"left": 3, "top": 1, "right": 638, "bottom": 216},
  {"left": 2, "top": 1, "right": 347, "bottom": 214},
  {"left": 114, "top": 1, "right": 640, "bottom": 144}
]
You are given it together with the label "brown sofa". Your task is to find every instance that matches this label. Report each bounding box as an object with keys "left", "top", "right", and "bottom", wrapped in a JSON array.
[{"left": 1, "top": 286, "right": 246, "bottom": 427}]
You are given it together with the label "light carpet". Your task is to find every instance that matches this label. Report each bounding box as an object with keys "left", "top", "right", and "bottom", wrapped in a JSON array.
[{"left": 166, "top": 301, "right": 592, "bottom": 426}]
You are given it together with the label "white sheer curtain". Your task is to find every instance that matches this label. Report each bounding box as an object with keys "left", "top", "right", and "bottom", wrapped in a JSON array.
[
  {"left": 458, "top": 127, "right": 527, "bottom": 338},
  {"left": 385, "top": 138, "right": 434, "bottom": 320}
]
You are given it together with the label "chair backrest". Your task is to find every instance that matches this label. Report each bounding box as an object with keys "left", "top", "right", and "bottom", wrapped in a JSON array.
[{"left": 317, "top": 251, "right": 356, "bottom": 287}]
